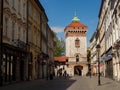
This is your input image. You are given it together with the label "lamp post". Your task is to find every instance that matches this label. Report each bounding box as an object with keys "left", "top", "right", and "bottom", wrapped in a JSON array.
[{"left": 96, "top": 44, "right": 101, "bottom": 85}]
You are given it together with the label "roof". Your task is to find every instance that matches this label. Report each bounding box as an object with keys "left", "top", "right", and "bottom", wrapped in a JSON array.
[
  {"left": 64, "top": 15, "right": 88, "bottom": 32},
  {"left": 68, "top": 21, "right": 86, "bottom": 27},
  {"left": 69, "top": 15, "right": 86, "bottom": 27},
  {"left": 54, "top": 56, "right": 68, "bottom": 62}
]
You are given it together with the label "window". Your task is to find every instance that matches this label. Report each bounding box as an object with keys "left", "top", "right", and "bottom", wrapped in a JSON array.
[
  {"left": 34, "top": 9, "right": 36, "bottom": 21},
  {"left": 5, "top": 17, "right": 8, "bottom": 36},
  {"left": 18, "top": 0, "right": 21, "bottom": 14},
  {"left": 28, "top": 2, "right": 31, "bottom": 16},
  {"left": 76, "top": 55, "right": 79, "bottom": 62},
  {"left": 18, "top": 27, "right": 20, "bottom": 40},
  {"left": 23, "top": 30, "right": 26, "bottom": 42},
  {"left": 23, "top": 3, "right": 25, "bottom": 18},
  {"left": 5, "top": 0, "right": 9, "bottom": 4},
  {"left": 75, "top": 38, "right": 80, "bottom": 48},
  {"left": 28, "top": 24, "right": 31, "bottom": 41},
  {"left": 110, "top": 0, "right": 115, "bottom": 10},
  {"left": 12, "top": 23, "right": 15, "bottom": 40},
  {"left": 12, "top": 0, "right": 15, "bottom": 8}
]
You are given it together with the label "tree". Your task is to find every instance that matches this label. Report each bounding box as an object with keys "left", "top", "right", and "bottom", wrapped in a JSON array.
[{"left": 54, "top": 33, "right": 65, "bottom": 56}]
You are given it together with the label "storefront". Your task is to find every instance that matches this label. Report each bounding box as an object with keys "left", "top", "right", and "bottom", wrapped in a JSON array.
[
  {"left": 2, "top": 43, "right": 28, "bottom": 84},
  {"left": 37, "top": 52, "right": 49, "bottom": 79},
  {"left": 105, "top": 48, "right": 113, "bottom": 79}
]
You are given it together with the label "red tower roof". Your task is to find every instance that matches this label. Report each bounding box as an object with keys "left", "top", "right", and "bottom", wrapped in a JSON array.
[
  {"left": 64, "top": 16, "right": 88, "bottom": 32},
  {"left": 68, "top": 21, "right": 87, "bottom": 28},
  {"left": 64, "top": 15, "right": 88, "bottom": 37}
]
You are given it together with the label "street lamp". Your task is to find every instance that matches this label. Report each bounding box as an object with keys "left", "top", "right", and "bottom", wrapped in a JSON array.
[{"left": 96, "top": 44, "right": 101, "bottom": 85}]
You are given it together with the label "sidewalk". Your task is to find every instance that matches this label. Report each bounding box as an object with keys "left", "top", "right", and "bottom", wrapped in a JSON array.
[{"left": 85, "top": 76, "right": 120, "bottom": 90}]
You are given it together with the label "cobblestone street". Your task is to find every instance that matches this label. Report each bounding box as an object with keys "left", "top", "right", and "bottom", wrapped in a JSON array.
[{"left": 0, "top": 76, "right": 120, "bottom": 90}]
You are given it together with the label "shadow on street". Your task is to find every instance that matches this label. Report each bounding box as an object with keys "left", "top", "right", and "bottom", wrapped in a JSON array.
[{"left": 0, "top": 77, "right": 76, "bottom": 90}]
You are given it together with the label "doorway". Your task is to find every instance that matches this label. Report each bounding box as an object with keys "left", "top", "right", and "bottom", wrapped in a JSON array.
[{"left": 74, "top": 65, "right": 83, "bottom": 76}]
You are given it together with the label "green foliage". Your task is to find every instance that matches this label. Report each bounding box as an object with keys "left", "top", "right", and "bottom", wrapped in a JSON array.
[
  {"left": 54, "top": 33, "right": 65, "bottom": 56},
  {"left": 87, "top": 49, "right": 91, "bottom": 61}
]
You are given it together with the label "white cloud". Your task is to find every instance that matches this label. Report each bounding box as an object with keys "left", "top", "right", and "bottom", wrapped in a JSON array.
[{"left": 51, "top": 26, "right": 64, "bottom": 33}]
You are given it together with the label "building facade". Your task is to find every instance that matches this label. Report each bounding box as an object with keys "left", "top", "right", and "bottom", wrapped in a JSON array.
[
  {"left": 64, "top": 15, "right": 88, "bottom": 76},
  {"left": 28, "top": 0, "right": 41, "bottom": 80},
  {"left": 2, "top": 0, "right": 28, "bottom": 84},
  {"left": 0, "top": 0, "right": 3, "bottom": 86},
  {"left": 0, "top": 0, "right": 54, "bottom": 86},
  {"left": 90, "top": 32, "right": 97, "bottom": 75},
  {"left": 90, "top": 0, "right": 120, "bottom": 81}
]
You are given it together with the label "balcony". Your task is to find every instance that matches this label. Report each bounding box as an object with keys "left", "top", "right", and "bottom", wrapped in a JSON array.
[
  {"left": 12, "top": 39, "right": 27, "bottom": 50},
  {"left": 113, "top": 38, "right": 120, "bottom": 50},
  {"left": 28, "top": 42, "right": 40, "bottom": 51}
]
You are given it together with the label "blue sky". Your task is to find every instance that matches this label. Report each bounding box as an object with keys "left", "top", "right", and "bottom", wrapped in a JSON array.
[{"left": 40, "top": 0, "right": 101, "bottom": 43}]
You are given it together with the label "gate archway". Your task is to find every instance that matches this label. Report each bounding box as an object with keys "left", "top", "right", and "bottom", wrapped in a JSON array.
[{"left": 74, "top": 65, "right": 83, "bottom": 76}]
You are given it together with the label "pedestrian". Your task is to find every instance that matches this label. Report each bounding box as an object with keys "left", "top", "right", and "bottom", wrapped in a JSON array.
[
  {"left": 50, "top": 70, "right": 53, "bottom": 80},
  {"left": 59, "top": 69, "right": 62, "bottom": 77},
  {"left": 63, "top": 70, "right": 67, "bottom": 79}
]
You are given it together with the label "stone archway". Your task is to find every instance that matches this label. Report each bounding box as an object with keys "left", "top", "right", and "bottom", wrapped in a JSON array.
[{"left": 74, "top": 65, "right": 83, "bottom": 76}]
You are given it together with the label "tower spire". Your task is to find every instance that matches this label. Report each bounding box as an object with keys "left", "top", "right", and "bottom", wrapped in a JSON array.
[
  {"left": 72, "top": 10, "right": 80, "bottom": 22},
  {"left": 74, "top": 9, "right": 77, "bottom": 17}
]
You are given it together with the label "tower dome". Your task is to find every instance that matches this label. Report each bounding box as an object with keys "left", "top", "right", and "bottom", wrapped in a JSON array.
[{"left": 72, "top": 16, "right": 80, "bottom": 22}]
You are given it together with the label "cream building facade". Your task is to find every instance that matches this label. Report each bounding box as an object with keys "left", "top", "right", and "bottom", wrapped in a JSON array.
[
  {"left": 90, "top": 0, "right": 120, "bottom": 81},
  {"left": 90, "top": 32, "right": 97, "bottom": 75}
]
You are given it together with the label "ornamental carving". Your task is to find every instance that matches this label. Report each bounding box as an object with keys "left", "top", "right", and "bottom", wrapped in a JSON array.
[{"left": 3, "top": 7, "right": 11, "bottom": 18}]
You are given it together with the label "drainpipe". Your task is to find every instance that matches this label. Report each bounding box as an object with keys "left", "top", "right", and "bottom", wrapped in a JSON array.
[{"left": 0, "top": 0, "right": 3, "bottom": 86}]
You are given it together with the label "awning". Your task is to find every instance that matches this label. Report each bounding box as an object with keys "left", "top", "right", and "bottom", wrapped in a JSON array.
[{"left": 54, "top": 56, "right": 68, "bottom": 62}]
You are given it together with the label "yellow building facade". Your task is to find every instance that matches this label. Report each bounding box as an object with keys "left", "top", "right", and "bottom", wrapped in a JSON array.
[{"left": 28, "top": 0, "right": 41, "bottom": 80}]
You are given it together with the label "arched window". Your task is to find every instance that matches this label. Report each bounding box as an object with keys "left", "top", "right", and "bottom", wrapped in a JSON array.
[
  {"left": 76, "top": 55, "right": 79, "bottom": 62},
  {"left": 75, "top": 38, "right": 80, "bottom": 48}
]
